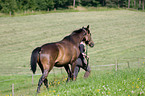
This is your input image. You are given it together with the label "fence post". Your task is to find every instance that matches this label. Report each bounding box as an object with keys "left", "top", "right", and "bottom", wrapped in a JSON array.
[
  {"left": 54, "top": 8, "right": 56, "bottom": 11},
  {"left": 10, "top": 11, "right": 11, "bottom": 16},
  {"left": 12, "top": 84, "right": 14, "bottom": 96},
  {"left": 115, "top": 59, "right": 118, "bottom": 71},
  {"left": 138, "top": 58, "right": 140, "bottom": 68},
  {"left": 127, "top": 61, "right": 130, "bottom": 68},
  {"left": 61, "top": 68, "right": 63, "bottom": 74},
  {"left": 32, "top": 73, "right": 34, "bottom": 85},
  {"left": 53, "top": 69, "right": 55, "bottom": 77}
]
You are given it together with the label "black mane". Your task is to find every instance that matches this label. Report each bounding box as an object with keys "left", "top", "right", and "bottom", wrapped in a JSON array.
[
  {"left": 71, "top": 28, "right": 83, "bottom": 35},
  {"left": 62, "top": 28, "right": 83, "bottom": 42}
]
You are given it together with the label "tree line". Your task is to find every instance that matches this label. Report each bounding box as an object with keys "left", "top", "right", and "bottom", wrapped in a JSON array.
[{"left": 0, "top": 0, "right": 144, "bottom": 15}]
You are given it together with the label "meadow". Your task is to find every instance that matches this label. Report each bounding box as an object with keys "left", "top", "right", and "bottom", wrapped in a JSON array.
[{"left": 0, "top": 9, "right": 145, "bottom": 95}]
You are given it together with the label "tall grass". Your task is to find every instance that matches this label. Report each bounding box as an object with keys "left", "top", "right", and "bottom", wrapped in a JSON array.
[{"left": 39, "top": 67, "right": 145, "bottom": 96}]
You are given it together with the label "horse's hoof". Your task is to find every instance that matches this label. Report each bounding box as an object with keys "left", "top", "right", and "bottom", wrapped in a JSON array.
[{"left": 37, "top": 88, "right": 40, "bottom": 93}]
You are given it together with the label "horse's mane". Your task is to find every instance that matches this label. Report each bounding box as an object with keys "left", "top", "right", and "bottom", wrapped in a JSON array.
[
  {"left": 71, "top": 28, "right": 83, "bottom": 35},
  {"left": 62, "top": 28, "right": 83, "bottom": 42}
]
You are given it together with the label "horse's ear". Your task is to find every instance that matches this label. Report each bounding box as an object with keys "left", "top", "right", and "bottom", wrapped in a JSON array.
[{"left": 87, "top": 25, "right": 89, "bottom": 29}]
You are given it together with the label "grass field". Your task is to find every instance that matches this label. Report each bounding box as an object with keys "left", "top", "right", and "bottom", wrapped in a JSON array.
[{"left": 0, "top": 10, "right": 145, "bottom": 95}]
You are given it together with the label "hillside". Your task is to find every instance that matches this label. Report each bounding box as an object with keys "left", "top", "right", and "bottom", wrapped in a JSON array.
[{"left": 0, "top": 10, "right": 145, "bottom": 95}]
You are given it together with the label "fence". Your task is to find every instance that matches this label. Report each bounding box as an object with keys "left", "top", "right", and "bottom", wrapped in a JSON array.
[{"left": 0, "top": 57, "right": 145, "bottom": 96}]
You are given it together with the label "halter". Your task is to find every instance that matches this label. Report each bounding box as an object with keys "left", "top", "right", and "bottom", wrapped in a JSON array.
[
  {"left": 86, "top": 43, "right": 89, "bottom": 67},
  {"left": 82, "top": 28, "right": 87, "bottom": 34}
]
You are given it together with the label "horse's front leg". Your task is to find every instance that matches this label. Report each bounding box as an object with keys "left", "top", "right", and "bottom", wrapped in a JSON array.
[{"left": 64, "top": 65, "right": 72, "bottom": 82}]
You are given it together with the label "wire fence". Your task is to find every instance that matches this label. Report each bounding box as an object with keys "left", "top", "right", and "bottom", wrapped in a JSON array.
[{"left": 0, "top": 57, "right": 145, "bottom": 96}]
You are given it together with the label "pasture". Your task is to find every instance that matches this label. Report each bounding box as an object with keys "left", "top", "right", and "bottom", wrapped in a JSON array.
[{"left": 0, "top": 10, "right": 145, "bottom": 95}]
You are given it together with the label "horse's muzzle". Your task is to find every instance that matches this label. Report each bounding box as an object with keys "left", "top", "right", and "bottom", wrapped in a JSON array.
[{"left": 89, "top": 42, "right": 94, "bottom": 47}]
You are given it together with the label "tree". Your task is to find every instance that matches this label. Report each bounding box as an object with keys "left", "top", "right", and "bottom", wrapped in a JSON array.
[
  {"left": 29, "top": 0, "right": 37, "bottom": 10},
  {"left": 139, "top": 0, "right": 141, "bottom": 8},
  {"left": 0, "top": 0, "right": 2, "bottom": 11},
  {"left": 36, "top": 0, "right": 54, "bottom": 11},
  {"left": 143, "top": 0, "right": 144, "bottom": 10},
  {"left": 1, "top": 0, "right": 17, "bottom": 15},
  {"left": 53, "top": 0, "right": 70, "bottom": 9},
  {"left": 73, "top": 0, "right": 75, "bottom": 8},
  {"left": 106, "top": 0, "right": 118, "bottom": 8},
  {"left": 134, "top": 0, "right": 136, "bottom": 6},
  {"left": 128, "top": 0, "right": 130, "bottom": 8}
]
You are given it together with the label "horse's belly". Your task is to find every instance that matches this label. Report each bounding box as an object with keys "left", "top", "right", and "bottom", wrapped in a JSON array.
[{"left": 54, "top": 61, "right": 69, "bottom": 67}]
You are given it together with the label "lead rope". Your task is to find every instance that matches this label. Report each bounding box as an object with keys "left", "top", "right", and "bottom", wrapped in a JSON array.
[{"left": 86, "top": 44, "right": 89, "bottom": 67}]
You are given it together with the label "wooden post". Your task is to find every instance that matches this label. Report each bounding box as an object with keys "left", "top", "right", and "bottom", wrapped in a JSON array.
[
  {"left": 127, "top": 61, "right": 130, "bottom": 68},
  {"left": 32, "top": 10, "right": 34, "bottom": 13},
  {"left": 54, "top": 8, "right": 56, "bottom": 11},
  {"left": 24, "top": 10, "right": 27, "bottom": 14},
  {"left": 115, "top": 59, "right": 118, "bottom": 71},
  {"left": 138, "top": 58, "right": 140, "bottom": 68},
  {"left": 53, "top": 69, "right": 55, "bottom": 77},
  {"left": 48, "top": 8, "right": 49, "bottom": 12},
  {"left": 61, "top": 68, "right": 63, "bottom": 74},
  {"left": 32, "top": 74, "right": 34, "bottom": 85},
  {"left": 10, "top": 11, "right": 11, "bottom": 16},
  {"left": 12, "top": 84, "right": 14, "bottom": 96}
]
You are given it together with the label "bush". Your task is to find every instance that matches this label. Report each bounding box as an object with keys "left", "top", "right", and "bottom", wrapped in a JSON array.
[
  {"left": 106, "top": 0, "right": 118, "bottom": 8},
  {"left": 0, "top": 0, "right": 17, "bottom": 15}
]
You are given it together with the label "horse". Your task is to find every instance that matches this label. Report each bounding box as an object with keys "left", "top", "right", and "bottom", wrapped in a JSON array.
[{"left": 30, "top": 25, "right": 94, "bottom": 93}]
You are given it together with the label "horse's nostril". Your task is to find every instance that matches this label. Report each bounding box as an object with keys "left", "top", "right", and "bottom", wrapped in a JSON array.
[{"left": 89, "top": 43, "right": 94, "bottom": 47}]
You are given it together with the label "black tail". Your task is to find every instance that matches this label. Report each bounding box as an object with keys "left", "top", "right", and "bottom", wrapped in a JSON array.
[{"left": 30, "top": 47, "right": 41, "bottom": 74}]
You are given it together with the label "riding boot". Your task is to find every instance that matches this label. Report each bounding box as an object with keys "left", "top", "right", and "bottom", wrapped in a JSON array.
[
  {"left": 83, "top": 65, "right": 91, "bottom": 78},
  {"left": 84, "top": 71, "right": 90, "bottom": 78},
  {"left": 74, "top": 66, "right": 80, "bottom": 80},
  {"left": 82, "top": 58, "right": 88, "bottom": 70}
]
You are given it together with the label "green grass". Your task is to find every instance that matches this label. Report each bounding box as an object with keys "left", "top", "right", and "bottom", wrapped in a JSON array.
[
  {"left": 0, "top": 10, "right": 145, "bottom": 95},
  {"left": 39, "top": 68, "right": 145, "bottom": 96}
]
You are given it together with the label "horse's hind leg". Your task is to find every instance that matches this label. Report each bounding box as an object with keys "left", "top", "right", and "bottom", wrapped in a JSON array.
[
  {"left": 38, "top": 61, "right": 48, "bottom": 89},
  {"left": 38, "top": 61, "right": 49, "bottom": 89},
  {"left": 37, "top": 69, "right": 49, "bottom": 93},
  {"left": 44, "top": 78, "right": 48, "bottom": 89}
]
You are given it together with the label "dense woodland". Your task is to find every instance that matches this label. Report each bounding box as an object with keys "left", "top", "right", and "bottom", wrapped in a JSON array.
[{"left": 0, "top": 0, "right": 144, "bottom": 15}]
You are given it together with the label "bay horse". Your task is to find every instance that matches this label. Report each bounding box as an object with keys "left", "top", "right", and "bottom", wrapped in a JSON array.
[{"left": 30, "top": 25, "right": 94, "bottom": 93}]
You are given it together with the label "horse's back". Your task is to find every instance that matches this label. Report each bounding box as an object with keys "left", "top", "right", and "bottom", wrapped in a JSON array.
[{"left": 39, "top": 40, "right": 80, "bottom": 67}]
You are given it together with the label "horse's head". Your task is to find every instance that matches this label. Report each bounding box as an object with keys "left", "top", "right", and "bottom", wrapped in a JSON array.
[{"left": 82, "top": 25, "right": 94, "bottom": 48}]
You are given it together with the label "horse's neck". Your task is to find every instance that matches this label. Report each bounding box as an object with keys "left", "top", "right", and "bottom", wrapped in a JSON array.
[{"left": 71, "top": 32, "right": 84, "bottom": 46}]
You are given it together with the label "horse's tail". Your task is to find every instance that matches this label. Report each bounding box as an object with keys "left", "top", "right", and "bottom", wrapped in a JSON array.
[{"left": 30, "top": 47, "right": 41, "bottom": 74}]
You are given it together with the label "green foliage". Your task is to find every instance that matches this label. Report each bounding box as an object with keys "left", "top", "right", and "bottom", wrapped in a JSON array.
[
  {"left": 81, "top": 0, "right": 100, "bottom": 7},
  {"left": 54, "top": 0, "right": 70, "bottom": 9},
  {"left": 35, "top": 0, "right": 54, "bottom": 11},
  {"left": 0, "top": 0, "right": 17, "bottom": 14},
  {"left": 0, "top": 0, "right": 144, "bottom": 14}
]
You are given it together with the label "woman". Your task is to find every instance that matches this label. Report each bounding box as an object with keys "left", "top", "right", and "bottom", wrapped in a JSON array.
[{"left": 74, "top": 41, "right": 91, "bottom": 79}]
